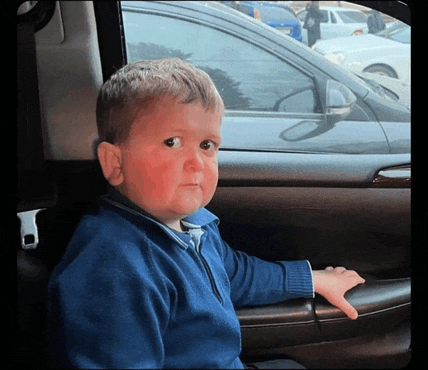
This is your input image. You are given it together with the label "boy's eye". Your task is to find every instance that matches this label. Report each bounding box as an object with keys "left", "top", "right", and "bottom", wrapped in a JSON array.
[
  {"left": 164, "top": 137, "right": 182, "bottom": 148},
  {"left": 200, "top": 140, "right": 217, "bottom": 151}
]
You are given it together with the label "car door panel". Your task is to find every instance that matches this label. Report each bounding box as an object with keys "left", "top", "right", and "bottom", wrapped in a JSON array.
[
  {"left": 209, "top": 149, "right": 411, "bottom": 366},
  {"left": 207, "top": 151, "right": 411, "bottom": 276},
  {"left": 240, "top": 321, "right": 411, "bottom": 368},
  {"left": 216, "top": 151, "right": 410, "bottom": 186}
]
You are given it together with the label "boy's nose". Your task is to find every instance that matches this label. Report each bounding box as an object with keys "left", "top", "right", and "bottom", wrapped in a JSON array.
[{"left": 184, "top": 147, "right": 204, "bottom": 172}]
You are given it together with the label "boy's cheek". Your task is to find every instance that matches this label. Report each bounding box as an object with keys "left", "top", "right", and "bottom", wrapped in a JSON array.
[{"left": 137, "top": 161, "right": 176, "bottom": 197}]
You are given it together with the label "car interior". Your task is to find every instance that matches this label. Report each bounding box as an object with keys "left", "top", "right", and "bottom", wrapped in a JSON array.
[{"left": 12, "top": 1, "right": 415, "bottom": 368}]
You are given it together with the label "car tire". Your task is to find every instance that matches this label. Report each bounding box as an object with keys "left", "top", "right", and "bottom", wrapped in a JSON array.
[{"left": 363, "top": 64, "right": 398, "bottom": 79}]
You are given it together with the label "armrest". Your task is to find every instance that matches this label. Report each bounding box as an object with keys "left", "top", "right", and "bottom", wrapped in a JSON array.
[{"left": 237, "top": 278, "right": 410, "bottom": 349}]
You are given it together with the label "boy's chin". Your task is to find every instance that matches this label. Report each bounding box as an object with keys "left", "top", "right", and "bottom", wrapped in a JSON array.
[
  {"left": 171, "top": 199, "right": 209, "bottom": 218},
  {"left": 174, "top": 204, "right": 204, "bottom": 218}
]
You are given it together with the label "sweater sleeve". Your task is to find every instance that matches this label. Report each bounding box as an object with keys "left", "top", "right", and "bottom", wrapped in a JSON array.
[
  {"left": 48, "top": 218, "right": 171, "bottom": 369},
  {"left": 221, "top": 240, "right": 314, "bottom": 308}
]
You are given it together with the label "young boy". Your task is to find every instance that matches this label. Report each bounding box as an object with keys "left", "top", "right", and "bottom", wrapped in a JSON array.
[{"left": 48, "top": 58, "right": 365, "bottom": 369}]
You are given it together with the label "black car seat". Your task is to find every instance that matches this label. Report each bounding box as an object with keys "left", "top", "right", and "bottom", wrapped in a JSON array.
[{"left": 16, "top": 2, "right": 108, "bottom": 366}]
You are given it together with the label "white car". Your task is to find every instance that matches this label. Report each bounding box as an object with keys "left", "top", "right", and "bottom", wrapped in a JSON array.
[
  {"left": 297, "top": 6, "right": 368, "bottom": 44},
  {"left": 312, "top": 22, "right": 410, "bottom": 82}
]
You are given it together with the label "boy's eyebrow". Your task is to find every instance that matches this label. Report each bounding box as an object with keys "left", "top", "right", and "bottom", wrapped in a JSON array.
[{"left": 166, "top": 128, "right": 222, "bottom": 139}]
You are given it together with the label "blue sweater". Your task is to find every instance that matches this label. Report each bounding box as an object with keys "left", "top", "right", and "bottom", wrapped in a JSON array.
[{"left": 48, "top": 189, "right": 314, "bottom": 368}]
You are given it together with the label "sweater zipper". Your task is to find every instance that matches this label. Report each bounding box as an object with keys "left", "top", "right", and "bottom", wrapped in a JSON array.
[{"left": 197, "top": 249, "right": 224, "bottom": 305}]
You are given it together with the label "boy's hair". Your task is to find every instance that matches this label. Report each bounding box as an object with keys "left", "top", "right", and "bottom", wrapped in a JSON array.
[{"left": 96, "top": 58, "right": 225, "bottom": 144}]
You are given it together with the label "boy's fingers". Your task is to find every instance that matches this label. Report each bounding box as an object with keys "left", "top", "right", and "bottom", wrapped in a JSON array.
[
  {"left": 334, "top": 266, "right": 347, "bottom": 273},
  {"left": 336, "top": 275, "right": 365, "bottom": 319},
  {"left": 348, "top": 274, "right": 365, "bottom": 285},
  {"left": 350, "top": 275, "right": 366, "bottom": 288},
  {"left": 333, "top": 296, "right": 359, "bottom": 320}
]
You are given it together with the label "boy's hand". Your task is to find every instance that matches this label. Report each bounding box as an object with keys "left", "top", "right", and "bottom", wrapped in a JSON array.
[{"left": 313, "top": 266, "right": 365, "bottom": 320}]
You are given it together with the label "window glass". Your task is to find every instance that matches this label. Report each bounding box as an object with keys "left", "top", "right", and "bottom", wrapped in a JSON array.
[
  {"left": 320, "top": 10, "right": 329, "bottom": 23},
  {"left": 120, "top": 2, "right": 410, "bottom": 154},
  {"left": 336, "top": 10, "right": 368, "bottom": 23},
  {"left": 330, "top": 11, "right": 337, "bottom": 24},
  {"left": 122, "top": 11, "right": 317, "bottom": 113},
  {"left": 259, "top": 7, "right": 297, "bottom": 22}
]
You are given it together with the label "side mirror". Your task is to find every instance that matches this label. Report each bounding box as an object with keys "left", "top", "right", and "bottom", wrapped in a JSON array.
[
  {"left": 279, "top": 80, "right": 357, "bottom": 142},
  {"left": 325, "top": 80, "right": 357, "bottom": 125}
]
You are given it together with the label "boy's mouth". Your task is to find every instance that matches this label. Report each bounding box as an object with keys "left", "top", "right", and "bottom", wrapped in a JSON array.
[{"left": 181, "top": 176, "right": 203, "bottom": 187}]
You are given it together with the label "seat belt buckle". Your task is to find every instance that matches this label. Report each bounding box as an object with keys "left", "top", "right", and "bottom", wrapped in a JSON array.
[{"left": 17, "top": 209, "right": 46, "bottom": 250}]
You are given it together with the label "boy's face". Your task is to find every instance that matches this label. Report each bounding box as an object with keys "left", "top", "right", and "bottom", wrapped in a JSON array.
[{"left": 117, "top": 96, "right": 222, "bottom": 228}]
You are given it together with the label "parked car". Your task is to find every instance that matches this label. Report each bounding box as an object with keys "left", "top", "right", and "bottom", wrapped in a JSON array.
[
  {"left": 14, "top": 1, "right": 412, "bottom": 368},
  {"left": 297, "top": 6, "right": 368, "bottom": 44},
  {"left": 224, "top": 1, "right": 303, "bottom": 42},
  {"left": 313, "top": 21, "right": 410, "bottom": 82}
]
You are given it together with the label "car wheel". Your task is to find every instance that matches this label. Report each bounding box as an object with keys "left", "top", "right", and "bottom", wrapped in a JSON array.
[{"left": 363, "top": 64, "right": 398, "bottom": 79}]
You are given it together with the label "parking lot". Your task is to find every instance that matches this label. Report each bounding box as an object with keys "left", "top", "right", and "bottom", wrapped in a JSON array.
[{"left": 225, "top": 1, "right": 410, "bottom": 85}]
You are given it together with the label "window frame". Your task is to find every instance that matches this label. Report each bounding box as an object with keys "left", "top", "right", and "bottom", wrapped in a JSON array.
[{"left": 93, "top": 1, "right": 127, "bottom": 82}]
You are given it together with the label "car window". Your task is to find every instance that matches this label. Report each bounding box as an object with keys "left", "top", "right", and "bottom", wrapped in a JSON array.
[
  {"left": 330, "top": 11, "right": 337, "bottom": 24},
  {"left": 119, "top": 1, "right": 409, "bottom": 155},
  {"left": 122, "top": 10, "right": 317, "bottom": 113},
  {"left": 336, "top": 10, "right": 367, "bottom": 23},
  {"left": 320, "top": 10, "right": 329, "bottom": 23},
  {"left": 259, "top": 6, "right": 296, "bottom": 22}
]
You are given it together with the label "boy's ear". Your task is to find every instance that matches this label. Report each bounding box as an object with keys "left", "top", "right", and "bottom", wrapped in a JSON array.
[{"left": 97, "top": 142, "right": 124, "bottom": 186}]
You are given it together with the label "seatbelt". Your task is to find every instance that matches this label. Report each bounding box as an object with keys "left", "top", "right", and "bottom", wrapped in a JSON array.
[{"left": 17, "top": 4, "right": 57, "bottom": 249}]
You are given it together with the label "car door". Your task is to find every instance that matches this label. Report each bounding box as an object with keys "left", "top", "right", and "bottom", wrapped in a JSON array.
[
  {"left": 318, "top": 9, "right": 337, "bottom": 39},
  {"left": 320, "top": 9, "right": 354, "bottom": 40},
  {"left": 120, "top": 2, "right": 411, "bottom": 368}
]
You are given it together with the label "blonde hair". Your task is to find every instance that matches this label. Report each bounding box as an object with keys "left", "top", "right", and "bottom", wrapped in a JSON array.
[{"left": 96, "top": 58, "right": 224, "bottom": 144}]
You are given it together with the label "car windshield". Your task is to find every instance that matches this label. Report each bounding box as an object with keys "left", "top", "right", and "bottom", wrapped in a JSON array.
[
  {"left": 378, "top": 25, "right": 410, "bottom": 44},
  {"left": 336, "top": 10, "right": 367, "bottom": 23},
  {"left": 259, "top": 6, "right": 297, "bottom": 22},
  {"left": 355, "top": 73, "right": 399, "bottom": 102}
]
